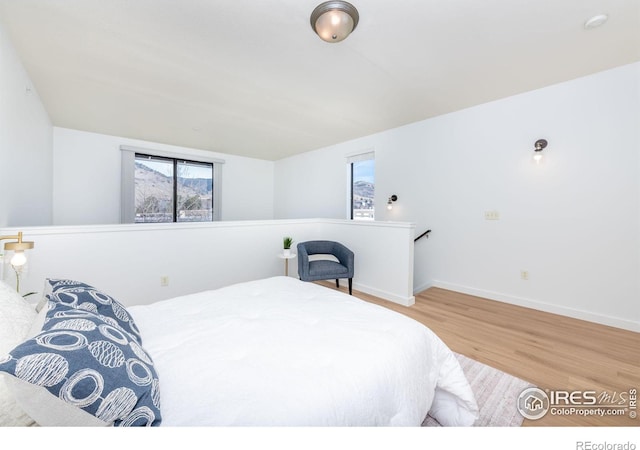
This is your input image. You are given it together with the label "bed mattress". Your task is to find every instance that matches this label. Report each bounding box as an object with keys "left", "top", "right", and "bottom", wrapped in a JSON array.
[{"left": 128, "top": 276, "right": 478, "bottom": 426}]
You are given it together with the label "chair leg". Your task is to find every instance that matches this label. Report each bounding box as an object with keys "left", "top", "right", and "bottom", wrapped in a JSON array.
[
  {"left": 335, "top": 279, "right": 340, "bottom": 288},
  {"left": 348, "top": 278, "right": 352, "bottom": 295}
]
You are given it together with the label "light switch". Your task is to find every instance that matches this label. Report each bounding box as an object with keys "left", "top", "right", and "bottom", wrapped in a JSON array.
[{"left": 484, "top": 210, "right": 500, "bottom": 220}]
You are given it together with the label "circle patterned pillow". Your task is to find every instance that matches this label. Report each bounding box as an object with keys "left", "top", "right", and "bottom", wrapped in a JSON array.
[
  {"left": 45, "top": 279, "right": 142, "bottom": 344},
  {"left": 0, "top": 301, "right": 161, "bottom": 426}
]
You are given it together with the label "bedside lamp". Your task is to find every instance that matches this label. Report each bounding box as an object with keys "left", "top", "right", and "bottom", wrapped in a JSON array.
[{"left": 0, "top": 232, "right": 35, "bottom": 291}]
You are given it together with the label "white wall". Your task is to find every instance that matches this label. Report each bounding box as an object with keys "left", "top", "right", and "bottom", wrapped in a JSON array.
[
  {"left": 274, "top": 144, "right": 357, "bottom": 219},
  {"left": 3, "top": 11, "right": 637, "bottom": 332},
  {"left": 274, "top": 63, "right": 640, "bottom": 332},
  {"left": 0, "top": 23, "right": 52, "bottom": 227},
  {"left": 0, "top": 219, "right": 415, "bottom": 308},
  {"left": 318, "top": 220, "right": 415, "bottom": 305},
  {"left": 52, "top": 127, "right": 275, "bottom": 225}
]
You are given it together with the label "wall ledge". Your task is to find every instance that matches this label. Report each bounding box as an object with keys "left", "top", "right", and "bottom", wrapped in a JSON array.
[{"left": 1, "top": 218, "right": 415, "bottom": 236}]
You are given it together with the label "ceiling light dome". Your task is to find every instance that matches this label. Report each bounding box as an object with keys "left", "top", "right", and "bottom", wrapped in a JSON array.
[{"left": 310, "top": 1, "right": 359, "bottom": 43}]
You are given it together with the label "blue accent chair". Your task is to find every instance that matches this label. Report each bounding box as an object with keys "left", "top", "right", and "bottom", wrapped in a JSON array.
[{"left": 297, "top": 240, "right": 355, "bottom": 295}]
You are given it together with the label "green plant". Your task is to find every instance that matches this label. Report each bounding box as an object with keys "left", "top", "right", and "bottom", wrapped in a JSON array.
[{"left": 283, "top": 236, "right": 293, "bottom": 249}]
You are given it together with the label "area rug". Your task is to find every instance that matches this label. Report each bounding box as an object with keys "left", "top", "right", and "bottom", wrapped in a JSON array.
[{"left": 422, "top": 353, "right": 534, "bottom": 427}]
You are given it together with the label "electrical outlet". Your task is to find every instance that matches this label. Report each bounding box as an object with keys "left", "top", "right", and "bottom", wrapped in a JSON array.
[
  {"left": 484, "top": 210, "right": 500, "bottom": 220},
  {"left": 520, "top": 270, "right": 529, "bottom": 281},
  {"left": 160, "top": 276, "right": 169, "bottom": 287}
]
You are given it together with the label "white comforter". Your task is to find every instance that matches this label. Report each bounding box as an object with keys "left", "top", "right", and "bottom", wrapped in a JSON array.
[{"left": 128, "top": 277, "right": 478, "bottom": 426}]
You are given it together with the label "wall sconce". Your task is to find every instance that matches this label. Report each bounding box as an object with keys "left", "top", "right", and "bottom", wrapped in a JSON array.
[
  {"left": 533, "top": 139, "right": 548, "bottom": 164},
  {"left": 310, "top": 1, "right": 359, "bottom": 43},
  {"left": 387, "top": 195, "right": 398, "bottom": 210},
  {"left": 0, "top": 231, "right": 35, "bottom": 292}
]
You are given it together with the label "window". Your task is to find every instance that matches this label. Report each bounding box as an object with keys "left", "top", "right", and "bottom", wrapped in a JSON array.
[
  {"left": 348, "top": 152, "right": 375, "bottom": 220},
  {"left": 134, "top": 154, "right": 214, "bottom": 223},
  {"left": 121, "top": 146, "right": 223, "bottom": 223}
]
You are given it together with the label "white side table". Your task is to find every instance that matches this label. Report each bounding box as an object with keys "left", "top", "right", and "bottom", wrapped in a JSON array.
[{"left": 277, "top": 253, "right": 296, "bottom": 276}]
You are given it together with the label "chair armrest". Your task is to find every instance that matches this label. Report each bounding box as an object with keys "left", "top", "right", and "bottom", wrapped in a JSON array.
[
  {"left": 334, "top": 244, "right": 354, "bottom": 273},
  {"left": 297, "top": 243, "right": 310, "bottom": 278}
]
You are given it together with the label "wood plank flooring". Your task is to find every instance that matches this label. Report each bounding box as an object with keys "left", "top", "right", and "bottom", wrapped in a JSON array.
[{"left": 316, "top": 281, "right": 640, "bottom": 426}]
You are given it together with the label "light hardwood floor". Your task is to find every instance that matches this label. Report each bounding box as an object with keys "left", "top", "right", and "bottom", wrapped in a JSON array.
[{"left": 317, "top": 281, "right": 640, "bottom": 427}]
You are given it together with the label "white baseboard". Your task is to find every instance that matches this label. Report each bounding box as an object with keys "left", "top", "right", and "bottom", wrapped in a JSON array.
[
  {"left": 354, "top": 282, "right": 415, "bottom": 307},
  {"left": 416, "top": 280, "right": 639, "bottom": 333},
  {"left": 413, "top": 280, "right": 435, "bottom": 295}
]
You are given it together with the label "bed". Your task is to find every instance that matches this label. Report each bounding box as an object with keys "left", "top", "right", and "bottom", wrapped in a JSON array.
[{"left": 0, "top": 276, "right": 478, "bottom": 427}]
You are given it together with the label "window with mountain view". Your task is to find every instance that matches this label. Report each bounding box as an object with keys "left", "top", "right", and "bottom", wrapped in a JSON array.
[
  {"left": 134, "top": 154, "right": 214, "bottom": 223},
  {"left": 350, "top": 157, "right": 375, "bottom": 220}
]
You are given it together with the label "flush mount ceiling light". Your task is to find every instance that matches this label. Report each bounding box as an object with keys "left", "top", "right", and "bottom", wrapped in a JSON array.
[{"left": 310, "top": 1, "right": 359, "bottom": 43}]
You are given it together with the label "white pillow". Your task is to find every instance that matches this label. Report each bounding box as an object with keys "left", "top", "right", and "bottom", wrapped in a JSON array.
[
  {"left": 34, "top": 278, "right": 54, "bottom": 313},
  {"left": 308, "top": 254, "right": 340, "bottom": 262},
  {"left": 9, "top": 377, "right": 108, "bottom": 427},
  {"left": 27, "top": 296, "right": 49, "bottom": 339},
  {"left": 0, "top": 280, "right": 37, "bottom": 426}
]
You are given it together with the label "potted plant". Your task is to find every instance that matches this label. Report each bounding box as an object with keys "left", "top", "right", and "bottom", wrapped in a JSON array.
[{"left": 283, "top": 236, "right": 293, "bottom": 257}]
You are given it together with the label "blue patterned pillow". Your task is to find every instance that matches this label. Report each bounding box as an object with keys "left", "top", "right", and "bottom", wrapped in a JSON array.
[
  {"left": 45, "top": 279, "right": 142, "bottom": 344},
  {"left": 0, "top": 302, "right": 161, "bottom": 426}
]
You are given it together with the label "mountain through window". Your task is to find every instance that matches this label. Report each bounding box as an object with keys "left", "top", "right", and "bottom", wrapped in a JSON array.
[
  {"left": 350, "top": 156, "right": 375, "bottom": 220},
  {"left": 134, "top": 154, "right": 214, "bottom": 223}
]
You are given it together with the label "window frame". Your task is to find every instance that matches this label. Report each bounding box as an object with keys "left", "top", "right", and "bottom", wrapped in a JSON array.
[
  {"left": 346, "top": 151, "right": 375, "bottom": 221},
  {"left": 120, "top": 146, "right": 224, "bottom": 224}
]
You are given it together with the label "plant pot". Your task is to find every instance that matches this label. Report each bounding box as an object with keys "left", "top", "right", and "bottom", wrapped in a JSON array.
[{"left": 283, "top": 249, "right": 291, "bottom": 257}]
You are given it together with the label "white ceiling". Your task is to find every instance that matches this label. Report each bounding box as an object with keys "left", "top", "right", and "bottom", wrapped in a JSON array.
[{"left": 0, "top": 0, "right": 638, "bottom": 161}]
